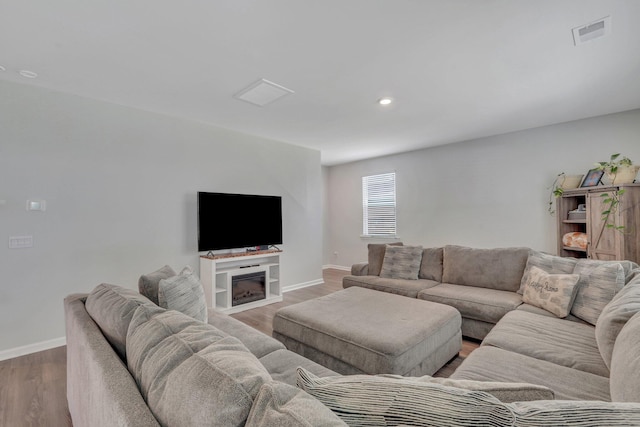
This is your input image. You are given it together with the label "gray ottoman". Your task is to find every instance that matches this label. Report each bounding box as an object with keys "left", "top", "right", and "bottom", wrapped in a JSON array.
[{"left": 272, "top": 286, "right": 461, "bottom": 376}]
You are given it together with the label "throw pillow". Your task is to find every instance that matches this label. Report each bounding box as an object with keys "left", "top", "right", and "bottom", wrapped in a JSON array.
[
  {"left": 85, "top": 283, "right": 155, "bottom": 360},
  {"left": 518, "top": 251, "right": 578, "bottom": 295},
  {"left": 245, "top": 382, "right": 347, "bottom": 427},
  {"left": 418, "top": 247, "right": 444, "bottom": 281},
  {"left": 409, "top": 375, "right": 555, "bottom": 403},
  {"left": 158, "top": 266, "right": 208, "bottom": 322},
  {"left": 379, "top": 245, "right": 423, "bottom": 280},
  {"left": 296, "top": 368, "right": 515, "bottom": 427},
  {"left": 367, "top": 242, "right": 403, "bottom": 276},
  {"left": 521, "top": 266, "right": 580, "bottom": 318},
  {"left": 610, "top": 311, "right": 640, "bottom": 402},
  {"left": 596, "top": 278, "right": 640, "bottom": 369},
  {"left": 138, "top": 264, "right": 177, "bottom": 305},
  {"left": 507, "top": 400, "right": 640, "bottom": 425},
  {"left": 571, "top": 260, "right": 625, "bottom": 325},
  {"left": 126, "top": 305, "right": 272, "bottom": 427}
]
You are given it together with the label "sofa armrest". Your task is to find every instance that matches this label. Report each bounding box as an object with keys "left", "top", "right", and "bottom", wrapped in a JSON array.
[
  {"left": 351, "top": 263, "right": 369, "bottom": 276},
  {"left": 65, "top": 294, "right": 160, "bottom": 427}
]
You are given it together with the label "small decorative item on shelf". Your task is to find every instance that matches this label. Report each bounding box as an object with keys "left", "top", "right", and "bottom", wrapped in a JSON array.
[
  {"left": 567, "top": 204, "right": 586, "bottom": 220},
  {"left": 594, "top": 154, "right": 637, "bottom": 231},
  {"left": 562, "top": 232, "right": 588, "bottom": 249},
  {"left": 580, "top": 168, "right": 605, "bottom": 187},
  {"left": 547, "top": 172, "right": 584, "bottom": 215}
]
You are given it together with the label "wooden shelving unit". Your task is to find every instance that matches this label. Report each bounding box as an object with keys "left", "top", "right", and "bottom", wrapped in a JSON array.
[{"left": 557, "top": 184, "right": 640, "bottom": 263}]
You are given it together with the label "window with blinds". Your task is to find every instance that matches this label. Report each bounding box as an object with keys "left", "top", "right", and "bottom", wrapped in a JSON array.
[{"left": 362, "top": 172, "right": 397, "bottom": 236}]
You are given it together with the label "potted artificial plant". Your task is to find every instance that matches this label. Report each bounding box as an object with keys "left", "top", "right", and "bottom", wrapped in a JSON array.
[
  {"left": 548, "top": 172, "right": 584, "bottom": 215},
  {"left": 594, "top": 153, "right": 639, "bottom": 231}
]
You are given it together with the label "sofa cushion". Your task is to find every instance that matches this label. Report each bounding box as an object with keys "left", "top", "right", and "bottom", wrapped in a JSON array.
[
  {"left": 610, "top": 311, "right": 640, "bottom": 402},
  {"left": 516, "top": 303, "right": 588, "bottom": 324},
  {"left": 442, "top": 245, "right": 529, "bottom": 292},
  {"left": 521, "top": 266, "right": 580, "bottom": 318},
  {"left": 245, "top": 382, "right": 347, "bottom": 427},
  {"left": 84, "top": 283, "right": 155, "bottom": 360},
  {"left": 126, "top": 305, "right": 271, "bottom": 427},
  {"left": 571, "top": 260, "right": 625, "bottom": 325},
  {"left": 367, "top": 242, "right": 402, "bottom": 276},
  {"left": 418, "top": 247, "right": 443, "bottom": 281},
  {"left": 379, "top": 245, "right": 423, "bottom": 280},
  {"left": 259, "top": 349, "right": 338, "bottom": 386},
  {"left": 138, "top": 264, "right": 177, "bottom": 305},
  {"left": 596, "top": 279, "right": 640, "bottom": 369},
  {"left": 451, "top": 346, "right": 610, "bottom": 401},
  {"left": 507, "top": 400, "right": 640, "bottom": 426},
  {"left": 342, "top": 275, "right": 438, "bottom": 298},
  {"left": 296, "top": 368, "right": 515, "bottom": 427},
  {"left": 481, "top": 310, "right": 608, "bottom": 377},
  {"left": 157, "top": 266, "right": 207, "bottom": 322},
  {"left": 417, "top": 283, "right": 522, "bottom": 324},
  {"left": 384, "top": 374, "right": 554, "bottom": 403},
  {"left": 518, "top": 251, "right": 577, "bottom": 294},
  {"left": 207, "top": 310, "right": 285, "bottom": 358}
]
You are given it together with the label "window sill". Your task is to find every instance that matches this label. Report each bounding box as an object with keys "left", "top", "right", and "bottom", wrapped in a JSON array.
[{"left": 360, "top": 235, "right": 400, "bottom": 239}]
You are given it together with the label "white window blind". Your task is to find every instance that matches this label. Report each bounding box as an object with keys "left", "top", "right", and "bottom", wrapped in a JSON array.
[{"left": 362, "top": 172, "right": 396, "bottom": 236}]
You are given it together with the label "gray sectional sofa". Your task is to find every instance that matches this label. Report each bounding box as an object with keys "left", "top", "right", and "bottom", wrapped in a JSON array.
[
  {"left": 343, "top": 243, "right": 640, "bottom": 403},
  {"left": 65, "top": 253, "right": 640, "bottom": 426}
]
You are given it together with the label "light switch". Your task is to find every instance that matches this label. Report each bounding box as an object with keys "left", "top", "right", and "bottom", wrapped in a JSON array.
[
  {"left": 27, "top": 200, "right": 46, "bottom": 211},
  {"left": 9, "top": 235, "right": 33, "bottom": 249}
]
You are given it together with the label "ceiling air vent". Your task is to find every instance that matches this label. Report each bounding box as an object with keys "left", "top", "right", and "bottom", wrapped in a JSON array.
[
  {"left": 233, "top": 79, "right": 294, "bottom": 107},
  {"left": 572, "top": 16, "right": 611, "bottom": 46}
]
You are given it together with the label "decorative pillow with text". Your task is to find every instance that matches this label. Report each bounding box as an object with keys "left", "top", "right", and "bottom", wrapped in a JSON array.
[{"left": 522, "top": 266, "right": 580, "bottom": 318}]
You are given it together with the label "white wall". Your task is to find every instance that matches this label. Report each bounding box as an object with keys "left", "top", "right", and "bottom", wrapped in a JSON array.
[
  {"left": 0, "top": 80, "right": 323, "bottom": 355},
  {"left": 324, "top": 109, "right": 640, "bottom": 268}
]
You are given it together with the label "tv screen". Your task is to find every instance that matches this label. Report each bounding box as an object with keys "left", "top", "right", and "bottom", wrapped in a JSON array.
[{"left": 198, "top": 192, "right": 283, "bottom": 252}]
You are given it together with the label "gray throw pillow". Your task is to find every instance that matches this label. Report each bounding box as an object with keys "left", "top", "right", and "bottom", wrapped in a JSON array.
[
  {"left": 85, "top": 283, "right": 155, "bottom": 360},
  {"left": 138, "top": 264, "right": 177, "bottom": 305},
  {"left": 245, "top": 382, "right": 347, "bottom": 427},
  {"left": 571, "top": 260, "right": 625, "bottom": 325},
  {"left": 518, "top": 251, "right": 578, "bottom": 295},
  {"left": 407, "top": 375, "right": 555, "bottom": 403},
  {"left": 367, "top": 242, "right": 403, "bottom": 276},
  {"left": 379, "top": 245, "right": 423, "bottom": 280},
  {"left": 610, "top": 311, "right": 640, "bottom": 402},
  {"left": 596, "top": 278, "right": 640, "bottom": 369},
  {"left": 418, "top": 247, "right": 444, "bottom": 281},
  {"left": 507, "top": 400, "right": 640, "bottom": 425},
  {"left": 296, "top": 368, "right": 514, "bottom": 427},
  {"left": 158, "top": 266, "right": 207, "bottom": 322},
  {"left": 127, "top": 305, "right": 272, "bottom": 427}
]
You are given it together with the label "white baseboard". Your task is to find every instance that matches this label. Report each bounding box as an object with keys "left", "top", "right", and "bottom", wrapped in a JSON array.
[
  {"left": 323, "top": 264, "right": 350, "bottom": 271},
  {"left": 0, "top": 336, "right": 66, "bottom": 362},
  {"left": 283, "top": 278, "right": 324, "bottom": 292}
]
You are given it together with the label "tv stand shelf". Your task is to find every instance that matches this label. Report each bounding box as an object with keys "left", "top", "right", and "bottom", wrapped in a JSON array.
[{"left": 199, "top": 250, "right": 282, "bottom": 314}]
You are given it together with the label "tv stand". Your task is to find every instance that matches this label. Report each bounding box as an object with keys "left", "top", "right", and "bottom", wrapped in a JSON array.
[{"left": 199, "top": 250, "right": 282, "bottom": 314}]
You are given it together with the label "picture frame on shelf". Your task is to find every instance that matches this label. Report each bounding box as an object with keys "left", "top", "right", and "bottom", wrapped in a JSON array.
[{"left": 580, "top": 168, "right": 604, "bottom": 187}]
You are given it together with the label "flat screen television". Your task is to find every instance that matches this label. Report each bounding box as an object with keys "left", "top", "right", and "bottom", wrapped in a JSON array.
[{"left": 197, "top": 192, "right": 283, "bottom": 252}]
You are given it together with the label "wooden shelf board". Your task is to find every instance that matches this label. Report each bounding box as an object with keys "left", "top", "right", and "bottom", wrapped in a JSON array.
[{"left": 563, "top": 246, "right": 587, "bottom": 253}]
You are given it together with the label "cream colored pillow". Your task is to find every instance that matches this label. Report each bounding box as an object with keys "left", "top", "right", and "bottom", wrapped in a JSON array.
[{"left": 522, "top": 266, "right": 580, "bottom": 318}]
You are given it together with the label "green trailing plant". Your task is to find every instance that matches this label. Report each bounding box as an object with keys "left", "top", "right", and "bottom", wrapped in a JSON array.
[
  {"left": 600, "top": 190, "right": 626, "bottom": 231},
  {"left": 595, "top": 154, "right": 634, "bottom": 232},
  {"left": 547, "top": 173, "right": 566, "bottom": 215}
]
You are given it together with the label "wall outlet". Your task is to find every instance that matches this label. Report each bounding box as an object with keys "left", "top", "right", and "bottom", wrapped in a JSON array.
[{"left": 9, "top": 235, "right": 33, "bottom": 249}]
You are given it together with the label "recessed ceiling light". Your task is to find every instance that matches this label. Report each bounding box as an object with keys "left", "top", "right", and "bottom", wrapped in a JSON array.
[
  {"left": 378, "top": 97, "right": 393, "bottom": 106},
  {"left": 19, "top": 70, "right": 38, "bottom": 79}
]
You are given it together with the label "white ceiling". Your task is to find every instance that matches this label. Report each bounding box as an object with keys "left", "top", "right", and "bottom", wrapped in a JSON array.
[{"left": 2, "top": 1, "right": 639, "bottom": 165}]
